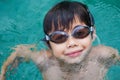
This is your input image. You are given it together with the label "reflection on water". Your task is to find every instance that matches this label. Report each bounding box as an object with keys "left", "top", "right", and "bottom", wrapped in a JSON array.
[{"left": 0, "top": 0, "right": 120, "bottom": 80}]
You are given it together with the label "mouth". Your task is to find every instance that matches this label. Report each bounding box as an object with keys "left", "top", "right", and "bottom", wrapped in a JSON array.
[{"left": 65, "top": 50, "right": 83, "bottom": 58}]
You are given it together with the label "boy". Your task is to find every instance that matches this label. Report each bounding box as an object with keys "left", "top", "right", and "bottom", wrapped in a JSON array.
[{"left": 0, "top": 1, "right": 119, "bottom": 80}]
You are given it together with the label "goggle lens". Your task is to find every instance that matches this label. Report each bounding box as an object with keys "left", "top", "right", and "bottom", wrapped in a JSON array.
[
  {"left": 72, "top": 26, "right": 90, "bottom": 39},
  {"left": 50, "top": 31, "right": 68, "bottom": 43}
]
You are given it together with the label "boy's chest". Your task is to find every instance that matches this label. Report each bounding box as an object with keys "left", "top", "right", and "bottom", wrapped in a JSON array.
[
  {"left": 42, "top": 61, "right": 107, "bottom": 80},
  {"left": 78, "top": 61, "right": 107, "bottom": 80}
]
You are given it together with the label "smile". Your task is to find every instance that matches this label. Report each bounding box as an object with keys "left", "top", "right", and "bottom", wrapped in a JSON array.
[{"left": 65, "top": 50, "right": 83, "bottom": 58}]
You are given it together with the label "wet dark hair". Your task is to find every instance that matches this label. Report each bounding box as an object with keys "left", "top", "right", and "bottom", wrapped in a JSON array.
[
  {"left": 43, "top": 1, "right": 94, "bottom": 35},
  {"left": 43, "top": 1, "right": 94, "bottom": 48}
]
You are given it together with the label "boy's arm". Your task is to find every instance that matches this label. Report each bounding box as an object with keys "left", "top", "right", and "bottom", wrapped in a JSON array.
[
  {"left": 0, "top": 51, "right": 19, "bottom": 80},
  {"left": 0, "top": 44, "right": 49, "bottom": 80}
]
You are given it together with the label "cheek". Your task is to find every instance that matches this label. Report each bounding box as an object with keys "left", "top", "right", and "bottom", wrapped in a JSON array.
[
  {"left": 78, "top": 35, "right": 93, "bottom": 48},
  {"left": 49, "top": 42, "right": 65, "bottom": 57}
]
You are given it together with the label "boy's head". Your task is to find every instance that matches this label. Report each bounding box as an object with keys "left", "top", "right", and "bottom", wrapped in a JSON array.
[{"left": 43, "top": 1, "right": 95, "bottom": 64}]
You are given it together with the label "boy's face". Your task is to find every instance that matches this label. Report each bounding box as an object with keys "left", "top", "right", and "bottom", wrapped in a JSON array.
[{"left": 49, "top": 18, "right": 94, "bottom": 64}]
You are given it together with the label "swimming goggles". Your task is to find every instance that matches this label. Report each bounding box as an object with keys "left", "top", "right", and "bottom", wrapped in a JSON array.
[{"left": 45, "top": 25, "right": 94, "bottom": 44}]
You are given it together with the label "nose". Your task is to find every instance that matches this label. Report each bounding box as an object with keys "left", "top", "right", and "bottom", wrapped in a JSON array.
[{"left": 66, "top": 36, "right": 78, "bottom": 48}]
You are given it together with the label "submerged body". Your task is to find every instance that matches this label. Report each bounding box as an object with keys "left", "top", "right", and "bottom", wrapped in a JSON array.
[
  {"left": 0, "top": 44, "right": 119, "bottom": 80},
  {"left": 39, "top": 45, "right": 118, "bottom": 80}
]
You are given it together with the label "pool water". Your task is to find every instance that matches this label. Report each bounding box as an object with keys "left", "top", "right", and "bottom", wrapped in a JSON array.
[{"left": 0, "top": 0, "right": 120, "bottom": 80}]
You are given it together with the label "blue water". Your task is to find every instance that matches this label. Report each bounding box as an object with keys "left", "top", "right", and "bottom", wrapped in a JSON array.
[{"left": 0, "top": 0, "right": 120, "bottom": 80}]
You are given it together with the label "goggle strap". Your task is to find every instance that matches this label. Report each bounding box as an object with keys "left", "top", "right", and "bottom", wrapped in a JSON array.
[
  {"left": 90, "top": 27, "right": 94, "bottom": 32},
  {"left": 45, "top": 35, "right": 50, "bottom": 41}
]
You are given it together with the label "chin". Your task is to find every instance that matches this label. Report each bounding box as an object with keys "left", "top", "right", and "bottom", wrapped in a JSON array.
[{"left": 59, "top": 55, "right": 85, "bottom": 64}]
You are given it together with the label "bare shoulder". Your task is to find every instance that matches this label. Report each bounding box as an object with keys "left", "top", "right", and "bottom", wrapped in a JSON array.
[
  {"left": 89, "top": 45, "right": 119, "bottom": 67},
  {"left": 90, "top": 45, "right": 119, "bottom": 59},
  {"left": 40, "top": 49, "right": 52, "bottom": 58}
]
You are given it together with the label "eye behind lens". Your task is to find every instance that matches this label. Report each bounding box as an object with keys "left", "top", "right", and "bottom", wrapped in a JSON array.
[
  {"left": 73, "top": 26, "right": 90, "bottom": 39},
  {"left": 50, "top": 31, "right": 68, "bottom": 43}
]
